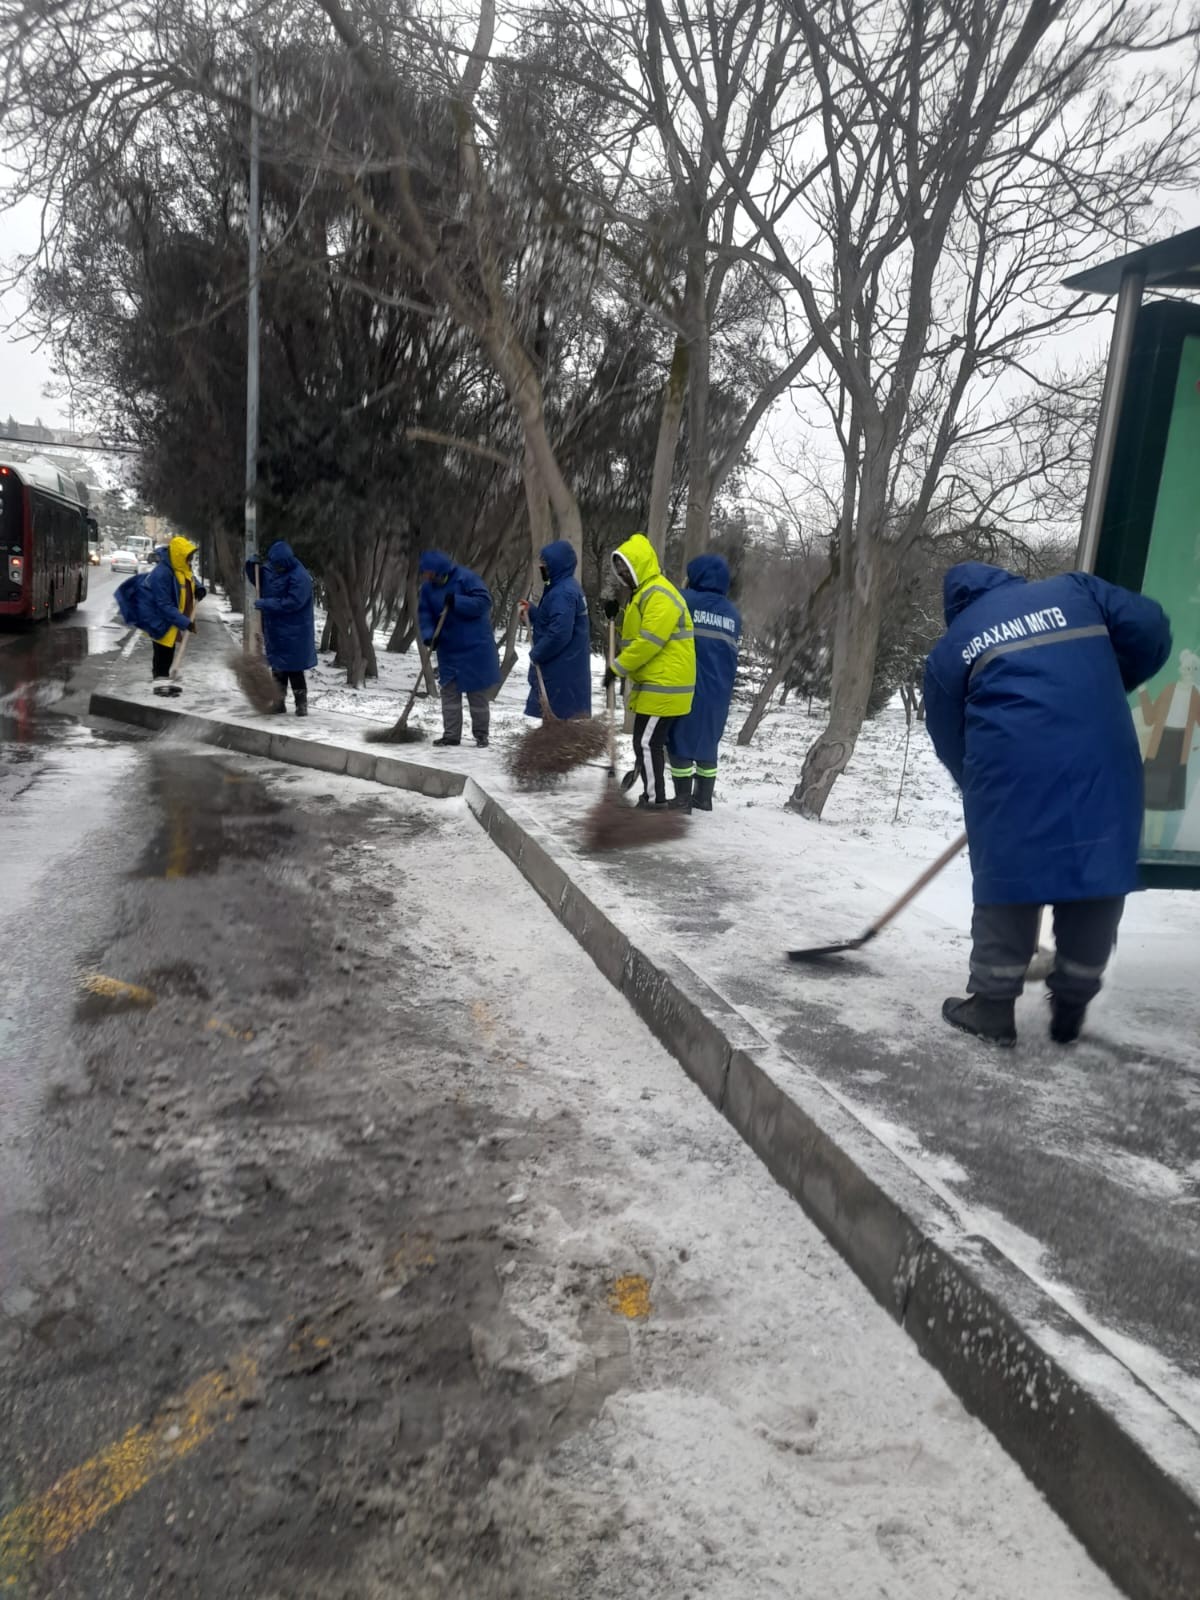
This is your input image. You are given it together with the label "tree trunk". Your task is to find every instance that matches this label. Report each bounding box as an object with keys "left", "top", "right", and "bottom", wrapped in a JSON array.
[
  {"left": 646, "top": 334, "right": 688, "bottom": 558},
  {"left": 787, "top": 570, "right": 887, "bottom": 818},
  {"left": 320, "top": 615, "right": 336, "bottom": 653},
  {"left": 326, "top": 569, "right": 369, "bottom": 688},
  {"left": 680, "top": 245, "right": 711, "bottom": 577},
  {"left": 737, "top": 649, "right": 796, "bottom": 745},
  {"left": 497, "top": 601, "right": 523, "bottom": 691}
]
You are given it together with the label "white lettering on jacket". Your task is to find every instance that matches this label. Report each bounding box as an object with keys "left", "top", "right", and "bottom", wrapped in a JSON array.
[
  {"left": 959, "top": 606, "right": 1069, "bottom": 666},
  {"left": 693, "top": 608, "right": 737, "bottom": 633}
]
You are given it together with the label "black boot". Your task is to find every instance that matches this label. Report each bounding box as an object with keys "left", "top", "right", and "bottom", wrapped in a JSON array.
[
  {"left": 432, "top": 735, "right": 460, "bottom": 747},
  {"left": 669, "top": 774, "right": 693, "bottom": 812},
  {"left": 693, "top": 774, "right": 715, "bottom": 811},
  {"left": 294, "top": 700, "right": 308, "bottom": 718},
  {"left": 1049, "top": 997, "right": 1087, "bottom": 1044},
  {"left": 474, "top": 734, "right": 489, "bottom": 748},
  {"left": 941, "top": 995, "right": 1017, "bottom": 1046},
  {"left": 635, "top": 795, "right": 669, "bottom": 809}
]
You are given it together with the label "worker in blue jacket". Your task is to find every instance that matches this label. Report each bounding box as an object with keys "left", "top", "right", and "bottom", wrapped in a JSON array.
[
  {"left": 246, "top": 541, "right": 318, "bottom": 715},
  {"left": 522, "top": 539, "right": 591, "bottom": 720},
  {"left": 667, "top": 553, "right": 741, "bottom": 812},
  {"left": 924, "top": 562, "right": 1171, "bottom": 1047},
  {"left": 418, "top": 549, "right": 501, "bottom": 747}
]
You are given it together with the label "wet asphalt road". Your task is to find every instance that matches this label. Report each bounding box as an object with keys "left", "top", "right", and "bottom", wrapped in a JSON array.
[{"left": 0, "top": 597, "right": 607, "bottom": 1597}]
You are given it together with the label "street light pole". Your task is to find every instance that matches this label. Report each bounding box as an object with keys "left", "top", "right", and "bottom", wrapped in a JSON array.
[{"left": 243, "top": 51, "right": 261, "bottom": 651}]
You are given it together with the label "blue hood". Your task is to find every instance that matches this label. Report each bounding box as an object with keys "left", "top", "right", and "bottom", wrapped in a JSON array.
[
  {"left": 687, "top": 553, "right": 731, "bottom": 595},
  {"left": 267, "top": 540, "right": 298, "bottom": 572},
  {"left": 540, "top": 539, "right": 577, "bottom": 582},
  {"left": 420, "top": 549, "right": 454, "bottom": 578},
  {"left": 943, "top": 561, "right": 1023, "bottom": 624}
]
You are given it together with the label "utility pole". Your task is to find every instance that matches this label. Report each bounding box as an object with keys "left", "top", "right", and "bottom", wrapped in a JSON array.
[{"left": 243, "top": 50, "right": 262, "bottom": 651}]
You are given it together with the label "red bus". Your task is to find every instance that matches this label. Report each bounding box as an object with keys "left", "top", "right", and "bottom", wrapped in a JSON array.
[{"left": 0, "top": 456, "right": 91, "bottom": 622}]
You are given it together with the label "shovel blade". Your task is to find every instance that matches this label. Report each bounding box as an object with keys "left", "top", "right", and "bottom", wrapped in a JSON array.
[{"left": 786, "top": 929, "right": 875, "bottom": 962}]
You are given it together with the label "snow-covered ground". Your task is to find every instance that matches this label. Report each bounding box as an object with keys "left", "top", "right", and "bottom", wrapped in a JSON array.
[
  {"left": 139, "top": 612, "right": 1200, "bottom": 1460},
  {"left": 247, "top": 761, "right": 1121, "bottom": 1598}
]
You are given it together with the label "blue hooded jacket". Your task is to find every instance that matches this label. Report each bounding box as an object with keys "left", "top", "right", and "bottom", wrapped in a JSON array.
[
  {"left": 115, "top": 534, "right": 198, "bottom": 643},
  {"left": 418, "top": 550, "right": 501, "bottom": 695},
  {"left": 247, "top": 541, "right": 317, "bottom": 673},
  {"left": 667, "top": 554, "right": 741, "bottom": 765},
  {"left": 924, "top": 563, "right": 1171, "bottom": 905},
  {"left": 524, "top": 539, "right": 591, "bottom": 719}
]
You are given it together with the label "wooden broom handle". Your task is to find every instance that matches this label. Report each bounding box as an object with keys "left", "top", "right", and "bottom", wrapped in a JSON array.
[
  {"left": 606, "top": 620, "right": 617, "bottom": 767},
  {"left": 865, "top": 831, "right": 968, "bottom": 938}
]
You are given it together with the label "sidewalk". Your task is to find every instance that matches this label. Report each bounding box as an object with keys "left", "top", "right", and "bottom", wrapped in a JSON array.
[{"left": 92, "top": 620, "right": 1200, "bottom": 1600}]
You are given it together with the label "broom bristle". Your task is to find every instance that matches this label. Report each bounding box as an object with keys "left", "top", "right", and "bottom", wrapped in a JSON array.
[
  {"left": 229, "top": 650, "right": 281, "bottom": 713},
  {"left": 508, "top": 715, "right": 608, "bottom": 785},
  {"left": 582, "top": 783, "right": 689, "bottom": 850},
  {"left": 364, "top": 722, "right": 427, "bottom": 744}
]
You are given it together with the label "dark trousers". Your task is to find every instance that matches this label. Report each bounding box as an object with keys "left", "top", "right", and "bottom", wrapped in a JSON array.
[
  {"left": 632, "top": 713, "right": 671, "bottom": 803},
  {"left": 441, "top": 680, "right": 490, "bottom": 741},
  {"left": 968, "top": 898, "right": 1125, "bottom": 1003},
  {"left": 273, "top": 670, "right": 308, "bottom": 707},
  {"left": 151, "top": 640, "right": 176, "bottom": 679}
]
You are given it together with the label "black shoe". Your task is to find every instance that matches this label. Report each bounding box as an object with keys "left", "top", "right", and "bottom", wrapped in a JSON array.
[
  {"left": 294, "top": 703, "right": 308, "bottom": 718},
  {"left": 669, "top": 775, "right": 693, "bottom": 813},
  {"left": 941, "top": 995, "right": 1017, "bottom": 1046},
  {"left": 1050, "top": 997, "right": 1087, "bottom": 1044},
  {"left": 270, "top": 702, "right": 287, "bottom": 714},
  {"left": 432, "top": 736, "right": 460, "bottom": 747},
  {"left": 152, "top": 684, "right": 172, "bottom": 697},
  {"left": 693, "top": 775, "right": 716, "bottom": 811},
  {"left": 474, "top": 735, "right": 489, "bottom": 748},
  {"left": 635, "top": 795, "right": 669, "bottom": 809}
]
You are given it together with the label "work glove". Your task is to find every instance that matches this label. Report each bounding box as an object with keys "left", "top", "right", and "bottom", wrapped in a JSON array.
[
  {"left": 442, "top": 592, "right": 456, "bottom": 612},
  {"left": 179, "top": 618, "right": 195, "bottom": 631},
  {"left": 601, "top": 596, "right": 621, "bottom": 621},
  {"left": 602, "top": 665, "right": 618, "bottom": 690},
  {"left": 195, "top": 583, "right": 208, "bottom": 602}
]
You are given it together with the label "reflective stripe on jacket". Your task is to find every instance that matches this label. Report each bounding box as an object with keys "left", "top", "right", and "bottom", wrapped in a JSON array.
[{"left": 612, "top": 533, "right": 695, "bottom": 718}]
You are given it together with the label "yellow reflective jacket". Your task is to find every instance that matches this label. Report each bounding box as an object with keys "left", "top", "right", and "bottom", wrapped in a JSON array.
[
  {"left": 154, "top": 535, "right": 199, "bottom": 648},
  {"left": 612, "top": 533, "right": 695, "bottom": 717}
]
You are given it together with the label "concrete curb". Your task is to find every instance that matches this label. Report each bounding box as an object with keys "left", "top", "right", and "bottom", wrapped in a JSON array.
[
  {"left": 91, "top": 688, "right": 1200, "bottom": 1600},
  {"left": 88, "top": 693, "right": 466, "bottom": 799}
]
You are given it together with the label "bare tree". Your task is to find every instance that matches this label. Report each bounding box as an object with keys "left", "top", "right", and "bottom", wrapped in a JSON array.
[{"left": 698, "top": 0, "right": 1200, "bottom": 815}]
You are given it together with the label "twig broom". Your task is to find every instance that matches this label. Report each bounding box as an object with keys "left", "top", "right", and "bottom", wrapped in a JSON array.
[
  {"left": 581, "top": 623, "right": 688, "bottom": 850},
  {"left": 507, "top": 663, "right": 608, "bottom": 786}
]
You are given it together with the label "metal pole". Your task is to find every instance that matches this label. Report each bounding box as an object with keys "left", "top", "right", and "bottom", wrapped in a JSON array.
[
  {"left": 1076, "top": 270, "right": 1144, "bottom": 573},
  {"left": 243, "top": 52, "right": 261, "bottom": 651}
]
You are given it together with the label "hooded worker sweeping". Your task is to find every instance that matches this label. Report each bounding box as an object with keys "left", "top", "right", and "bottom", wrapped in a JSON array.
[
  {"left": 418, "top": 549, "right": 501, "bottom": 747},
  {"left": 667, "top": 553, "right": 741, "bottom": 812},
  {"left": 246, "top": 541, "right": 318, "bottom": 715},
  {"left": 924, "top": 562, "right": 1170, "bottom": 1047},
  {"left": 116, "top": 534, "right": 204, "bottom": 695},
  {"left": 523, "top": 539, "right": 591, "bottom": 720},
  {"left": 602, "top": 533, "right": 695, "bottom": 808}
]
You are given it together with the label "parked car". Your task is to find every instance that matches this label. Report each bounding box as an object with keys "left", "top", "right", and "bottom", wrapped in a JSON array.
[{"left": 110, "top": 550, "right": 139, "bottom": 573}]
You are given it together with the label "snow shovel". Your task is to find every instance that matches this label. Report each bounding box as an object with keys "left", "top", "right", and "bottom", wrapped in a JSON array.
[{"left": 787, "top": 831, "right": 968, "bottom": 962}]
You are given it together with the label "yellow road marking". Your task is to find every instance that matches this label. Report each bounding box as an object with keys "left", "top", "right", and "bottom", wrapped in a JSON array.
[
  {"left": 205, "top": 1017, "right": 255, "bottom": 1043},
  {"left": 0, "top": 1355, "right": 256, "bottom": 1585},
  {"left": 80, "top": 975, "right": 156, "bottom": 1007},
  {"left": 607, "top": 1274, "right": 652, "bottom": 1320}
]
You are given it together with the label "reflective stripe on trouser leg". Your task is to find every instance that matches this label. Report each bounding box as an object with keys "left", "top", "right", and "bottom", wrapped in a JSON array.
[
  {"left": 966, "top": 903, "right": 1040, "bottom": 998},
  {"left": 696, "top": 765, "right": 718, "bottom": 778},
  {"left": 670, "top": 763, "right": 696, "bottom": 778},
  {"left": 1047, "top": 896, "right": 1124, "bottom": 1004}
]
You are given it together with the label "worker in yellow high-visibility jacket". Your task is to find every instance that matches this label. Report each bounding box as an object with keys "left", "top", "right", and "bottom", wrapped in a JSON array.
[{"left": 602, "top": 532, "right": 696, "bottom": 808}]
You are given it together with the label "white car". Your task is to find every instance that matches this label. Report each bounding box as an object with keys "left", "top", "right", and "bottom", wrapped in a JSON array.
[{"left": 110, "top": 550, "right": 139, "bottom": 573}]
